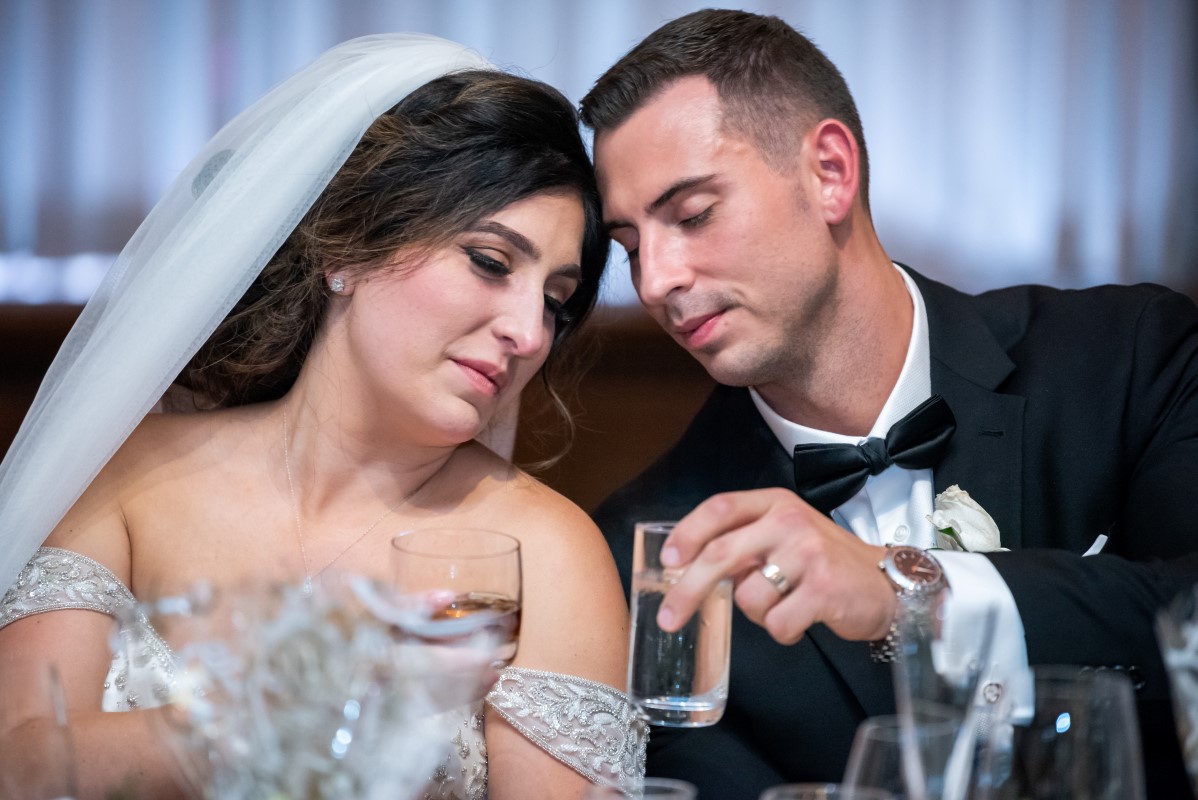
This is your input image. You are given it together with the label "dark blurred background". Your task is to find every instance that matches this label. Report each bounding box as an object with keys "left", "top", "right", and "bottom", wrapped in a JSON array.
[{"left": 2, "top": 0, "right": 1195, "bottom": 511}]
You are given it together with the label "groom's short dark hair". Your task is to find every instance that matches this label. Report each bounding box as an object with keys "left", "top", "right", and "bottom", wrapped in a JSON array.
[{"left": 580, "top": 8, "right": 871, "bottom": 213}]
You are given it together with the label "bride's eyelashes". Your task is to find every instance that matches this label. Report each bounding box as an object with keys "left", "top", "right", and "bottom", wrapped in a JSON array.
[
  {"left": 544, "top": 294, "right": 567, "bottom": 320},
  {"left": 464, "top": 246, "right": 574, "bottom": 323},
  {"left": 465, "top": 246, "right": 511, "bottom": 278}
]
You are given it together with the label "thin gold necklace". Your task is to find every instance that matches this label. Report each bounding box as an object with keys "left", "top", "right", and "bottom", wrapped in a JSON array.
[{"left": 282, "top": 408, "right": 433, "bottom": 595}]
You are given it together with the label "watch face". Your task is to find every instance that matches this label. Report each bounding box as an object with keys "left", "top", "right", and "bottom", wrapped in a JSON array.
[
  {"left": 893, "top": 548, "right": 942, "bottom": 583},
  {"left": 887, "top": 546, "right": 944, "bottom": 594}
]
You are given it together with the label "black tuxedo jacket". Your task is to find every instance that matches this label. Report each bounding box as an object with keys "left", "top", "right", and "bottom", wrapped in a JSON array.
[{"left": 593, "top": 270, "right": 1198, "bottom": 798}]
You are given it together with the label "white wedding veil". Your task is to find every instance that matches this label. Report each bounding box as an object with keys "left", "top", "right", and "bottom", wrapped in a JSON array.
[{"left": 0, "top": 34, "right": 490, "bottom": 594}]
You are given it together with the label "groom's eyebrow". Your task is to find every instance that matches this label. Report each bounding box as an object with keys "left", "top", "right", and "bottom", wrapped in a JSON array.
[
  {"left": 604, "top": 174, "right": 718, "bottom": 234},
  {"left": 646, "top": 175, "right": 716, "bottom": 214}
]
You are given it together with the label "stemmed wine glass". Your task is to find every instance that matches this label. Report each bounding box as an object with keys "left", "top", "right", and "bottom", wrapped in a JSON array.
[
  {"left": 890, "top": 599, "right": 1000, "bottom": 798},
  {"left": 977, "top": 666, "right": 1145, "bottom": 800},
  {"left": 892, "top": 600, "right": 999, "bottom": 719},
  {"left": 391, "top": 527, "right": 522, "bottom": 667},
  {"left": 1157, "top": 584, "right": 1198, "bottom": 794},
  {"left": 843, "top": 707, "right": 963, "bottom": 800}
]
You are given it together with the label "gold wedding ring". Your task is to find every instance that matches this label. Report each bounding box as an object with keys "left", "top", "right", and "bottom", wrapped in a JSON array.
[{"left": 760, "top": 562, "right": 791, "bottom": 595}]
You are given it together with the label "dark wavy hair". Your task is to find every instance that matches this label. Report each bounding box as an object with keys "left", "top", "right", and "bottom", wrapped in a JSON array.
[
  {"left": 177, "top": 70, "right": 607, "bottom": 450},
  {"left": 580, "top": 8, "right": 870, "bottom": 214}
]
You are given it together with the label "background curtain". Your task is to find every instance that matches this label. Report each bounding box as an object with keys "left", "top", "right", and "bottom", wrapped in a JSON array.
[{"left": 1, "top": 0, "right": 1195, "bottom": 303}]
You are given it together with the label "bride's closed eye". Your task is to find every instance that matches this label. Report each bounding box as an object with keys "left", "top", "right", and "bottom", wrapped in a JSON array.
[
  {"left": 466, "top": 245, "right": 576, "bottom": 324},
  {"left": 545, "top": 292, "right": 574, "bottom": 324},
  {"left": 465, "top": 247, "right": 511, "bottom": 278},
  {"left": 545, "top": 271, "right": 581, "bottom": 325}
]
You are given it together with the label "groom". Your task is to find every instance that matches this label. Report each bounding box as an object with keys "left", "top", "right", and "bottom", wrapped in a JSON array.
[{"left": 582, "top": 9, "right": 1196, "bottom": 798}]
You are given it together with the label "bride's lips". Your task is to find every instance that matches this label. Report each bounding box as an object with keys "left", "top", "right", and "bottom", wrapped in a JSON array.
[
  {"left": 453, "top": 359, "right": 508, "bottom": 397},
  {"left": 675, "top": 311, "right": 724, "bottom": 349}
]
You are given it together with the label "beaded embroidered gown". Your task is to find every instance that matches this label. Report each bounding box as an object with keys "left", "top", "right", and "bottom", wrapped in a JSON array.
[{"left": 0, "top": 547, "right": 646, "bottom": 799}]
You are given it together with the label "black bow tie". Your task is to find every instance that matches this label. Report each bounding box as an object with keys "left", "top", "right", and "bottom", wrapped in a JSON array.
[{"left": 792, "top": 395, "right": 956, "bottom": 514}]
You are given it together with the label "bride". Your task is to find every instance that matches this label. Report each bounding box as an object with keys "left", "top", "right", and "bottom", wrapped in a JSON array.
[{"left": 0, "top": 34, "right": 643, "bottom": 799}]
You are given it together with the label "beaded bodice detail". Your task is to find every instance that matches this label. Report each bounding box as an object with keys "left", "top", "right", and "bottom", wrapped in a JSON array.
[
  {"left": 0, "top": 546, "right": 173, "bottom": 711},
  {"left": 1, "top": 547, "right": 647, "bottom": 797},
  {"left": 488, "top": 668, "right": 648, "bottom": 790}
]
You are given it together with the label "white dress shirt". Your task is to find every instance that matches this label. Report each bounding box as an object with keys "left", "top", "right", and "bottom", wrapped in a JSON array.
[{"left": 749, "top": 263, "right": 1032, "bottom": 720}]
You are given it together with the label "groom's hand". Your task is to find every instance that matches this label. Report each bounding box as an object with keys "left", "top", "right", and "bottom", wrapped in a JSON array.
[{"left": 657, "top": 488, "right": 898, "bottom": 645}]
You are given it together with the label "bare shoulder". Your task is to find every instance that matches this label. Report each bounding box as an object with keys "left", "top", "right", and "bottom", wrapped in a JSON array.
[
  {"left": 450, "top": 444, "right": 630, "bottom": 685},
  {"left": 41, "top": 408, "right": 253, "bottom": 577},
  {"left": 39, "top": 414, "right": 174, "bottom": 572},
  {"left": 451, "top": 442, "right": 608, "bottom": 556}
]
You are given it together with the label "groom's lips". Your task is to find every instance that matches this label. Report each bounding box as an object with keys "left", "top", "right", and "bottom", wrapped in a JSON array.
[{"left": 675, "top": 311, "right": 724, "bottom": 349}]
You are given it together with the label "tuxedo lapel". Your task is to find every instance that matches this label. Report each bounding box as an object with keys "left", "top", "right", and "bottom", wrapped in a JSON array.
[
  {"left": 712, "top": 387, "right": 793, "bottom": 493},
  {"left": 909, "top": 269, "right": 1027, "bottom": 550}
]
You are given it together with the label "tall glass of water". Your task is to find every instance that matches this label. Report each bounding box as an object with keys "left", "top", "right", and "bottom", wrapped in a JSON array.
[{"left": 628, "top": 521, "right": 732, "bottom": 727}]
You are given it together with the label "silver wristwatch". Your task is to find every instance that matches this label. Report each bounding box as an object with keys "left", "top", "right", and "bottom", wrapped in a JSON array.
[{"left": 871, "top": 545, "right": 947, "bottom": 663}]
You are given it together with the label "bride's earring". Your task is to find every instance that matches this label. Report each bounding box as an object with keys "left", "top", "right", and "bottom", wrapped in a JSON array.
[{"left": 328, "top": 275, "right": 346, "bottom": 294}]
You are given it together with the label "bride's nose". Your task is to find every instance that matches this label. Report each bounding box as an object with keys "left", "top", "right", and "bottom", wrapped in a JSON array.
[{"left": 492, "top": 290, "right": 549, "bottom": 357}]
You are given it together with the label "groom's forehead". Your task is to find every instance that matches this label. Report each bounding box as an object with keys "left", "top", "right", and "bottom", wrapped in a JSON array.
[
  {"left": 597, "top": 76, "right": 723, "bottom": 149},
  {"left": 593, "top": 80, "right": 727, "bottom": 206}
]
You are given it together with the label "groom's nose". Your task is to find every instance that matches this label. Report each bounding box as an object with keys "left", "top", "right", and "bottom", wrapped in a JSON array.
[{"left": 633, "top": 230, "right": 695, "bottom": 307}]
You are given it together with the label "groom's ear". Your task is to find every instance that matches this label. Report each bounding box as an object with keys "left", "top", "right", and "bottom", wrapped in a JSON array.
[{"left": 805, "top": 119, "right": 860, "bottom": 226}]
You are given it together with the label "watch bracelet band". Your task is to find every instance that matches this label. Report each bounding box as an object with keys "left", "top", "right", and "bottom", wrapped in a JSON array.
[
  {"left": 871, "top": 596, "right": 941, "bottom": 663},
  {"left": 870, "top": 619, "right": 900, "bottom": 663},
  {"left": 871, "top": 546, "right": 946, "bottom": 663}
]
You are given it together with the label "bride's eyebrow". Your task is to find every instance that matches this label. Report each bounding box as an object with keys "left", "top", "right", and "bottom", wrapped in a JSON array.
[{"left": 470, "top": 220, "right": 540, "bottom": 260}]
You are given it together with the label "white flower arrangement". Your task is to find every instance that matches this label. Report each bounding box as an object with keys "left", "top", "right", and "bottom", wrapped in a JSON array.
[
  {"left": 117, "top": 576, "right": 498, "bottom": 800},
  {"left": 928, "top": 485, "right": 1007, "bottom": 553}
]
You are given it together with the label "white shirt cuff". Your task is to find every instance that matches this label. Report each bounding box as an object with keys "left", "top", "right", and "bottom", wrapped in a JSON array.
[{"left": 934, "top": 550, "right": 1033, "bottom": 722}]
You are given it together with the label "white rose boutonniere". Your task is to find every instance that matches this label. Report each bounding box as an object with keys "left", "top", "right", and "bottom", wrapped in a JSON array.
[{"left": 928, "top": 485, "right": 1007, "bottom": 553}]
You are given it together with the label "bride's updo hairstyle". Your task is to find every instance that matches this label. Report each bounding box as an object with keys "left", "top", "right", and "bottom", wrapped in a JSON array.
[{"left": 177, "top": 69, "right": 607, "bottom": 413}]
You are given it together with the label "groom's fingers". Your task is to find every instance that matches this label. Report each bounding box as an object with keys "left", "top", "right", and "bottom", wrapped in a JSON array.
[
  {"left": 655, "top": 520, "right": 768, "bottom": 631},
  {"left": 658, "top": 490, "right": 824, "bottom": 631},
  {"left": 662, "top": 488, "right": 820, "bottom": 567},
  {"left": 659, "top": 487, "right": 898, "bottom": 643},
  {"left": 763, "top": 590, "right": 819, "bottom": 645}
]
